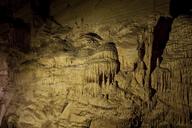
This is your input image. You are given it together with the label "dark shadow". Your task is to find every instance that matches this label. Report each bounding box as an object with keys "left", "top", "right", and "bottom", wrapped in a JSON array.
[
  {"left": 0, "top": 5, "right": 31, "bottom": 53},
  {"left": 9, "top": 18, "right": 31, "bottom": 53},
  {"left": 149, "top": 88, "right": 156, "bottom": 100},
  {"left": 0, "top": 6, "right": 13, "bottom": 23},
  {"left": 30, "top": 0, "right": 51, "bottom": 20},
  {"left": 150, "top": 16, "right": 173, "bottom": 74},
  {"left": 170, "top": 0, "right": 192, "bottom": 18},
  {"left": 99, "top": 73, "right": 103, "bottom": 86}
]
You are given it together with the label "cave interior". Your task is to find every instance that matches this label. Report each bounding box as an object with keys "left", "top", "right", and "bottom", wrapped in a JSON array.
[{"left": 0, "top": 0, "right": 192, "bottom": 128}]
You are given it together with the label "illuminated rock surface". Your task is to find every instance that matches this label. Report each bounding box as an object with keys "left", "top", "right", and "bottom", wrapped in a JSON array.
[
  {"left": 0, "top": 0, "right": 192, "bottom": 128},
  {"left": 150, "top": 16, "right": 192, "bottom": 127}
]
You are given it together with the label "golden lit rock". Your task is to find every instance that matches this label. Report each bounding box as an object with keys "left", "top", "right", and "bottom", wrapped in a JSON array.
[{"left": 0, "top": 0, "right": 192, "bottom": 128}]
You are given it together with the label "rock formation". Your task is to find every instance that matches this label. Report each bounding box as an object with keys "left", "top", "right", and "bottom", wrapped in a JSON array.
[
  {"left": 0, "top": 0, "right": 192, "bottom": 128},
  {"left": 150, "top": 16, "right": 192, "bottom": 127}
]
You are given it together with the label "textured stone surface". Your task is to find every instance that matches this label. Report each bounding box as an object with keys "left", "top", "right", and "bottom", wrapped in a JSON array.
[
  {"left": 0, "top": 53, "right": 12, "bottom": 126},
  {"left": 150, "top": 16, "right": 192, "bottom": 127},
  {"left": 0, "top": 1, "right": 192, "bottom": 128},
  {"left": 1, "top": 18, "right": 153, "bottom": 127},
  {"left": 1, "top": 14, "right": 191, "bottom": 127}
]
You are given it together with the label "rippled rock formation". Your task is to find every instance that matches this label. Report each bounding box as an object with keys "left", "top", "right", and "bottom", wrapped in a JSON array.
[
  {"left": 0, "top": 1, "right": 192, "bottom": 127},
  {"left": 2, "top": 20, "right": 143, "bottom": 128},
  {"left": 150, "top": 16, "right": 192, "bottom": 127}
]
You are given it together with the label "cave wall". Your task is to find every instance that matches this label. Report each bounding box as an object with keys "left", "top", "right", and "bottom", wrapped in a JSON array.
[
  {"left": 0, "top": 0, "right": 192, "bottom": 128},
  {"left": 151, "top": 16, "right": 192, "bottom": 127},
  {"left": 0, "top": 53, "right": 11, "bottom": 126}
]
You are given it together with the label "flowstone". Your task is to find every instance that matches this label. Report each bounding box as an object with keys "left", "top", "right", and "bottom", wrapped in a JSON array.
[
  {"left": 3, "top": 20, "right": 145, "bottom": 128},
  {"left": 0, "top": 15, "right": 192, "bottom": 128}
]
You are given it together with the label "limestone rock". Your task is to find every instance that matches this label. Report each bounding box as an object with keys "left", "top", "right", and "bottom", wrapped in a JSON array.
[{"left": 0, "top": 2, "right": 192, "bottom": 127}]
